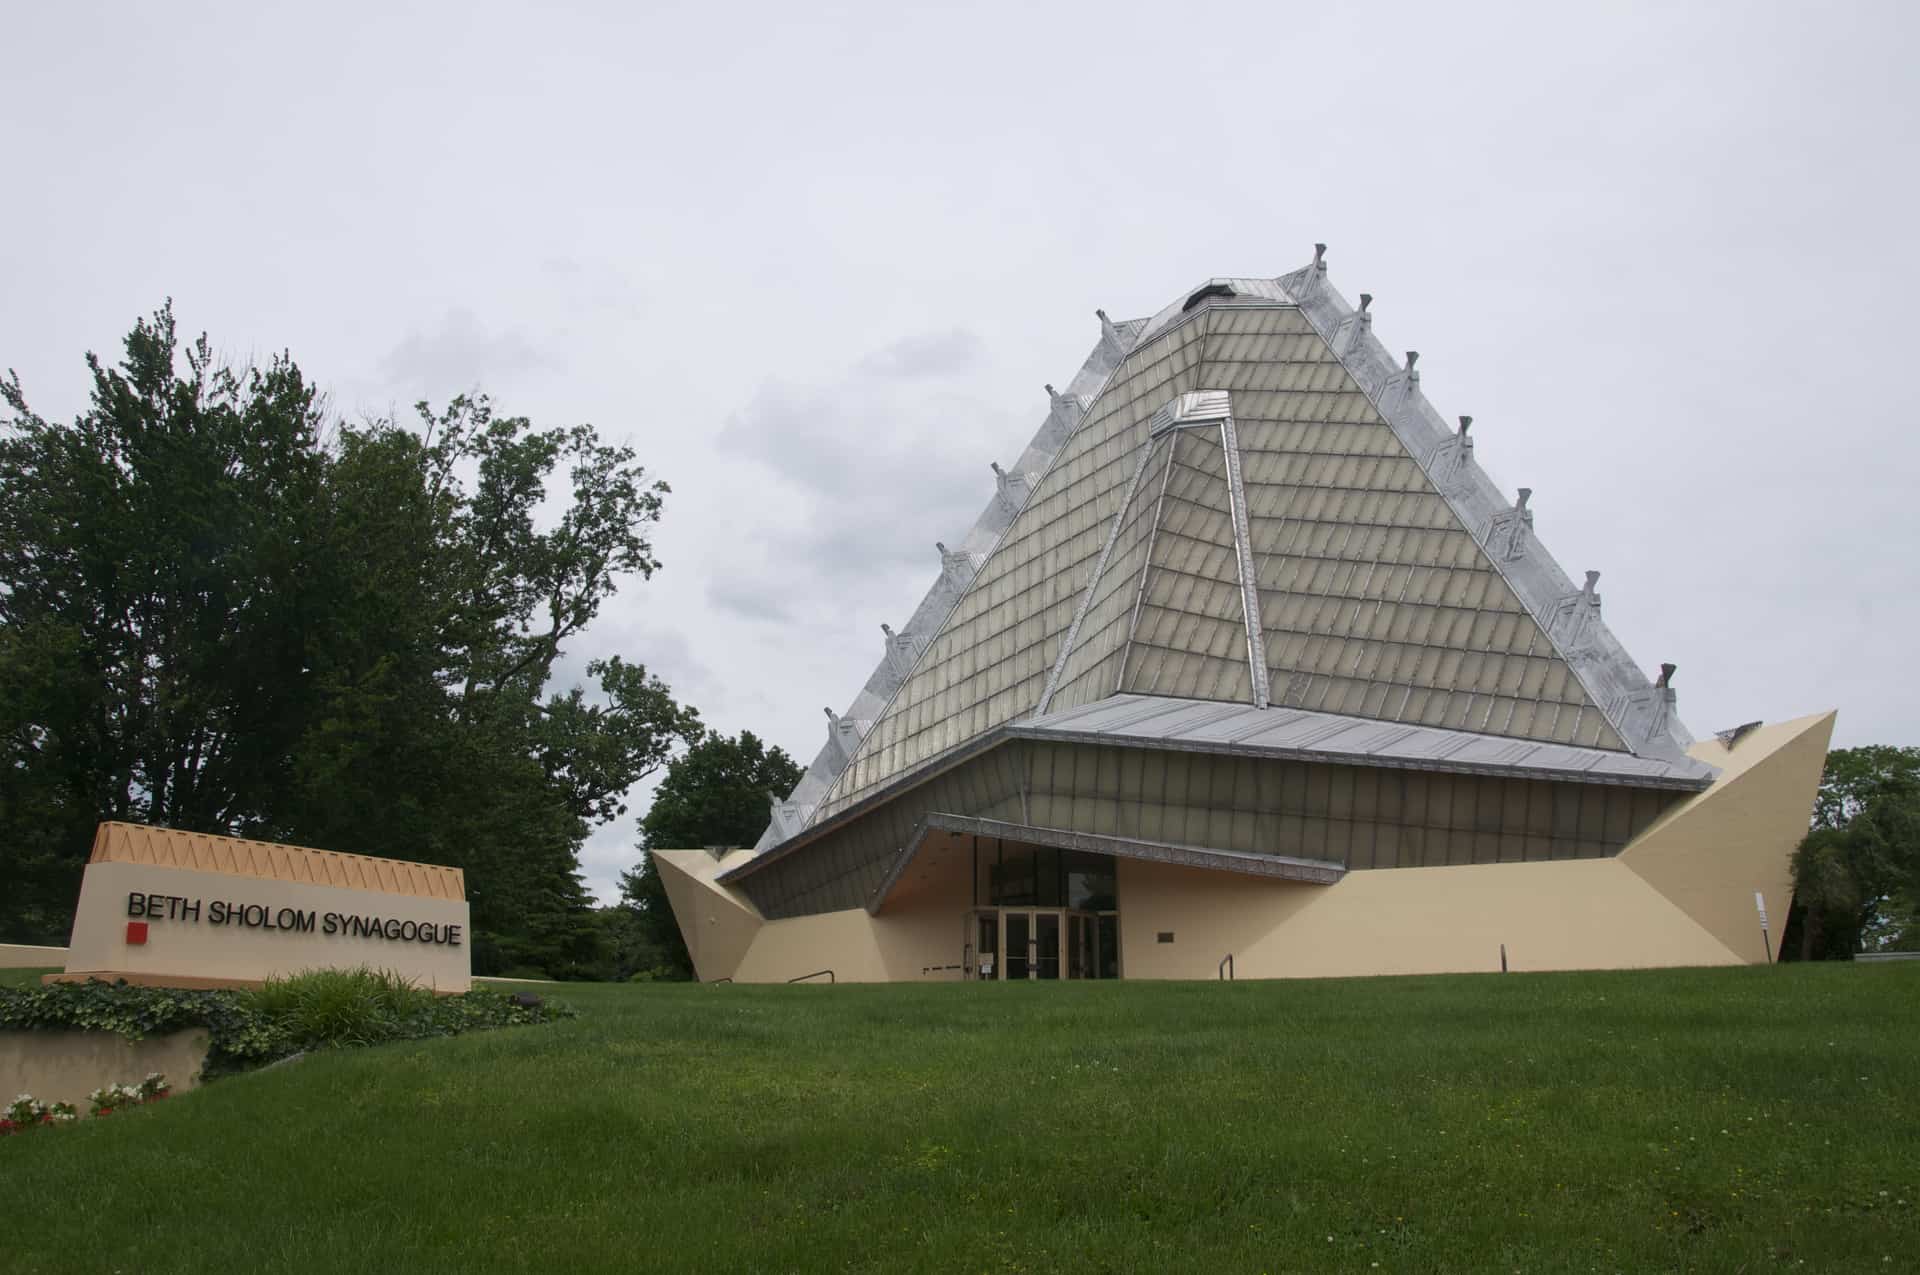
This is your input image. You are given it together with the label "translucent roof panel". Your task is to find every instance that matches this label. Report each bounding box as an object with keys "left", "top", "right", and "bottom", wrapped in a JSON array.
[
  {"left": 813, "top": 299, "right": 1634, "bottom": 830},
  {"left": 1115, "top": 426, "right": 1253, "bottom": 703},
  {"left": 1209, "top": 308, "right": 1628, "bottom": 751},
  {"left": 1043, "top": 434, "right": 1172, "bottom": 715},
  {"left": 811, "top": 320, "right": 1208, "bottom": 822}
]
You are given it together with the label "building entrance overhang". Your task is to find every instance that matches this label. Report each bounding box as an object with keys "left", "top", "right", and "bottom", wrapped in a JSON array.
[{"left": 867, "top": 812, "right": 1344, "bottom": 916}]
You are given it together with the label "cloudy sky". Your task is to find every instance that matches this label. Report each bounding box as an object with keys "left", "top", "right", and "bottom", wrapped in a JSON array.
[{"left": 6, "top": 2, "right": 1915, "bottom": 900}]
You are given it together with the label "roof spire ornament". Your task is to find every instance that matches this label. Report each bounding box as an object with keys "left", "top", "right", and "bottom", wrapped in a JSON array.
[
  {"left": 1655, "top": 663, "right": 1677, "bottom": 689},
  {"left": 1358, "top": 293, "right": 1372, "bottom": 313},
  {"left": 1457, "top": 415, "right": 1472, "bottom": 438},
  {"left": 1313, "top": 242, "right": 1327, "bottom": 271},
  {"left": 1487, "top": 487, "right": 1534, "bottom": 561}
]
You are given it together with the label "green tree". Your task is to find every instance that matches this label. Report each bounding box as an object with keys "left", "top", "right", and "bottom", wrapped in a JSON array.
[
  {"left": 0, "top": 304, "right": 700, "bottom": 959},
  {"left": 618, "top": 731, "right": 803, "bottom": 979},
  {"left": 1785, "top": 745, "right": 1920, "bottom": 959}
]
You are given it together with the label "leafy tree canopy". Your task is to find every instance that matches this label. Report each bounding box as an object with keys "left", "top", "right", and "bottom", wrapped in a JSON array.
[
  {"left": 617, "top": 731, "right": 803, "bottom": 979},
  {"left": 0, "top": 303, "right": 700, "bottom": 970},
  {"left": 1786, "top": 745, "right": 1920, "bottom": 959}
]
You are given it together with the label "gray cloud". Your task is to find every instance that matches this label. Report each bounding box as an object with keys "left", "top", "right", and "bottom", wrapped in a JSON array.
[
  {"left": 377, "top": 309, "right": 550, "bottom": 395},
  {"left": 715, "top": 366, "right": 1026, "bottom": 594},
  {"left": 855, "top": 328, "right": 984, "bottom": 378},
  {"left": 706, "top": 577, "right": 793, "bottom": 626}
]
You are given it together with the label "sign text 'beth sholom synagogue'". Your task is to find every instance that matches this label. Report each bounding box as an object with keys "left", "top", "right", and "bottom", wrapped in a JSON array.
[{"left": 125, "top": 892, "right": 463, "bottom": 946}]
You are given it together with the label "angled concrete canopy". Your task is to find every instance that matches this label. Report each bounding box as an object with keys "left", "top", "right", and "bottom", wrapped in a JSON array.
[{"left": 667, "top": 252, "right": 1830, "bottom": 984}]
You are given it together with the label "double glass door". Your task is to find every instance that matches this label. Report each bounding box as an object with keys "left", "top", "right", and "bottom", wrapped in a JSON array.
[{"left": 967, "top": 908, "right": 1115, "bottom": 980}]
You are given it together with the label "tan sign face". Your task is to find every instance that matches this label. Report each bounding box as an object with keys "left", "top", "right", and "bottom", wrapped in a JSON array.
[
  {"left": 123, "top": 892, "right": 464, "bottom": 948},
  {"left": 65, "top": 860, "right": 472, "bottom": 992}
]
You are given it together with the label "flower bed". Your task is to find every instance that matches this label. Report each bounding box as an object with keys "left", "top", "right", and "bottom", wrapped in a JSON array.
[{"left": 4, "top": 1072, "right": 172, "bottom": 1135}]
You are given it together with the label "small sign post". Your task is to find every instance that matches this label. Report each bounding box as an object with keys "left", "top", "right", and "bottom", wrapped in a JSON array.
[{"left": 1755, "top": 890, "right": 1772, "bottom": 964}]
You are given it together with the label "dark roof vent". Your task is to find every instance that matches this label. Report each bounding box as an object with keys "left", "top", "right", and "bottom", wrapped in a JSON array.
[{"left": 1182, "top": 283, "right": 1237, "bottom": 312}]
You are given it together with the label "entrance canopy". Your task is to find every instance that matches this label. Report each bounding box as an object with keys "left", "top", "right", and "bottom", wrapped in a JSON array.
[{"left": 867, "top": 813, "right": 1343, "bottom": 916}]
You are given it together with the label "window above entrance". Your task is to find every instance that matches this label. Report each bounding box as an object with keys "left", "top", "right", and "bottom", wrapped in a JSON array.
[{"left": 985, "top": 845, "right": 1114, "bottom": 911}]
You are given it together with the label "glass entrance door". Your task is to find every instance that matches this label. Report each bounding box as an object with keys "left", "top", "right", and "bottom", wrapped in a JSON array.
[
  {"left": 969, "top": 908, "right": 1110, "bottom": 980},
  {"left": 1034, "top": 912, "right": 1061, "bottom": 980},
  {"left": 1004, "top": 911, "right": 1031, "bottom": 980}
]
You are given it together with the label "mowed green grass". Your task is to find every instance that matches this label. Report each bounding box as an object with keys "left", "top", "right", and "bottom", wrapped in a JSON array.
[{"left": 9, "top": 965, "right": 1918, "bottom": 1274}]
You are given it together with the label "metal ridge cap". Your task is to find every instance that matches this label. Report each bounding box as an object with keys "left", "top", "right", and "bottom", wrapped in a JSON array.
[
  {"left": 1131, "top": 294, "right": 1301, "bottom": 349},
  {"left": 796, "top": 322, "right": 1145, "bottom": 828},
  {"left": 1284, "top": 254, "right": 1690, "bottom": 760},
  {"left": 917, "top": 813, "right": 1347, "bottom": 884},
  {"left": 1006, "top": 717, "right": 1715, "bottom": 792},
  {"left": 720, "top": 728, "right": 1018, "bottom": 883}
]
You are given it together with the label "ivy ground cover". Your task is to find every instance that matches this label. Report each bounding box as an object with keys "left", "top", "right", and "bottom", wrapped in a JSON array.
[{"left": 7, "top": 964, "right": 1918, "bottom": 1273}]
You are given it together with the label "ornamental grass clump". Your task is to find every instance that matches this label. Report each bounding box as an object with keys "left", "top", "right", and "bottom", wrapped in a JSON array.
[{"left": 248, "top": 968, "right": 433, "bottom": 1049}]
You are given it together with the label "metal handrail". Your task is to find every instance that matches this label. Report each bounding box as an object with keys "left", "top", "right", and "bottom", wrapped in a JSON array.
[
  {"left": 787, "top": 968, "right": 836, "bottom": 984},
  {"left": 1218, "top": 953, "right": 1234, "bottom": 981}
]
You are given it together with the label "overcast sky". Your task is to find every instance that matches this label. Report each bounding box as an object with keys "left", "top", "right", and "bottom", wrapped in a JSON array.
[{"left": 6, "top": 2, "right": 1916, "bottom": 901}]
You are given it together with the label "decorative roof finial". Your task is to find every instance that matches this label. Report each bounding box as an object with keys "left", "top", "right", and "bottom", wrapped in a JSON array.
[
  {"left": 1044, "top": 383, "right": 1057, "bottom": 398},
  {"left": 1581, "top": 570, "right": 1600, "bottom": 597},
  {"left": 1515, "top": 488, "right": 1532, "bottom": 512},
  {"left": 1405, "top": 351, "right": 1419, "bottom": 372},
  {"left": 824, "top": 706, "right": 839, "bottom": 723},
  {"left": 1458, "top": 415, "right": 1472, "bottom": 437},
  {"left": 1656, "top": 663, "right": 1677, "bottom": 689},
  {"left": 936, "top": 541, "right": 948, "bottom": 556},
  {"left": 989, "top": 461, "right": 1005, "bottom": 479},
  {"left": 880, "top": 622, "right": 895, "bottom": 639},
  {"left": 1358, "top": 293, "right": 1372, "bottom": 313},
  {"left": 1313, "top": 242, "right": 1327, "bottom": 269}
]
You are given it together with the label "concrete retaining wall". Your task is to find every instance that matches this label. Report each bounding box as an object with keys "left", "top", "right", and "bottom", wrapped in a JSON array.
[
  {"left": 0, "top": 1028, "right": 211, "bottom": 1109},
  {"left": 0, "top": 944, "right": 69, "bottom": 969}
]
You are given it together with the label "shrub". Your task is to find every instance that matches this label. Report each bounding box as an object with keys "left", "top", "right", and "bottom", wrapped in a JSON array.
[
  {"left": 0, "top": 976, "right": 574, "bottom": 1080},
  {"left": 248, "top": 968, "right": 433, "bottom": 1049},
  {"left": 0, "top": 979, "right": 290, "bottom": 1076}
]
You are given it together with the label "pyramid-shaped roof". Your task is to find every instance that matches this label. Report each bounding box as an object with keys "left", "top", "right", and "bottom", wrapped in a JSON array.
[{"left": 752, "top": 253, "right": 1701, "bottom": 853}]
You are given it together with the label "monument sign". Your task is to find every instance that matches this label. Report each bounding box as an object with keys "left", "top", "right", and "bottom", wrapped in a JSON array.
[{"left": 54, "top": 822, "right": 471, "bottom": 992}]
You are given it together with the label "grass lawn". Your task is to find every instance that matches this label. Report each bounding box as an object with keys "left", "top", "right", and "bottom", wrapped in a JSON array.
[{"left": 8, "top": 964, "right": 1918, "bottom": 1273}]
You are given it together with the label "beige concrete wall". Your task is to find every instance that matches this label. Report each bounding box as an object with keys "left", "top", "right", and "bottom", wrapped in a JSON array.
[
  {"left": 1117, "top": 855, "right": 1741, "bottom": 980},
  {"left": 653, "top": 850, "right": 765, "bottom": 983},
  {"left": 1621, "top": 711, "right": 1834, "bottom": 963},
  {"left": 725, "top": 903, "right": 975, "bottom": 984},
  {"left": 718, "top": 837, "right": 974, "bottom": 984},
  {"left": 661, "top": 837, "right": 979, "bottom": 984},
  {"left": 0, "top": 1028, "right": 211, "bottom": 1109},
  {"left": 0, "top": 943, "right": 68, "bottom": 969},
  {"left": 65, "top": 861, "right": 471, "bottom": 992}
]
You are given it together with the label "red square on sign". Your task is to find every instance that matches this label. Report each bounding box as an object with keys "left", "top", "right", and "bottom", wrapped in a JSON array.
[{"left": 125, "top": 921, "right": 149, "bottom": 945}]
